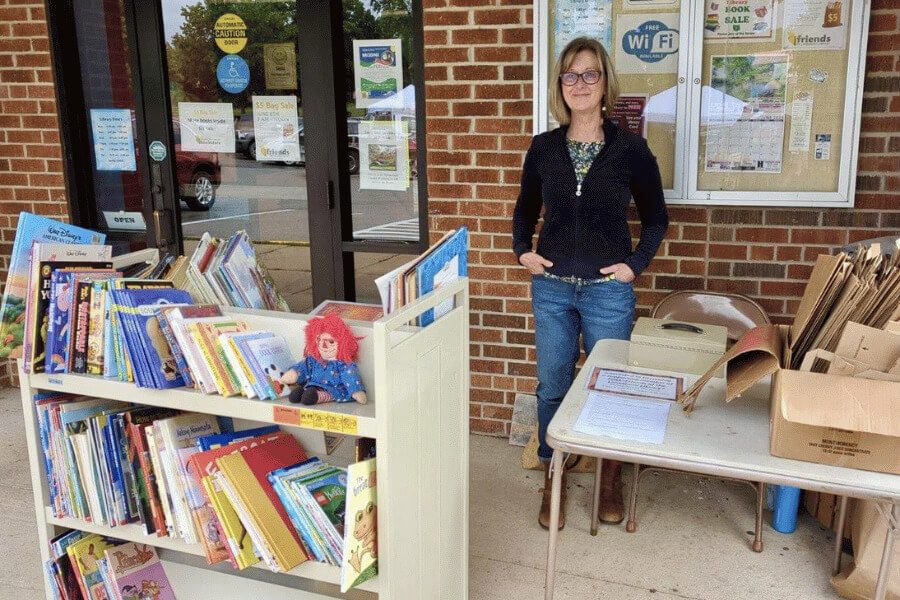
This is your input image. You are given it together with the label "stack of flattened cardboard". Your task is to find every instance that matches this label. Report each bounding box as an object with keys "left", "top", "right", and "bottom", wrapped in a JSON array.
[
  {"left": 787, "top": 240, "right": 900, "bottom": 372},
  {"left": 677, "top": 240, "right": 900, "bottom": 474}
]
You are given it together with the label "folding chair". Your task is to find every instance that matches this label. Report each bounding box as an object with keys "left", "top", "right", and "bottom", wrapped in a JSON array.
[{"left": 624, "top": 290, "right": 771, "bottom": 552}]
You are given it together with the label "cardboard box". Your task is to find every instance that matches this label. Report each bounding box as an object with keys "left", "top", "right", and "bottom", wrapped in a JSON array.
[
  {"left": 769, "top": 367, "right": 900, "bottom": 475},
  {"left": 683, "top": 324, "right": 900, "bottom": 475},
  {"left": 629, "top": 317, "right": 727, "bottom": 377}
]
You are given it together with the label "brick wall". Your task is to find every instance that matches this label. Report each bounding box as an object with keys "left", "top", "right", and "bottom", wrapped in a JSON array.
[
  {"left": 0, "top": 0, "right": 68, "bottom": 386},
  {"left": 423, "top": 0, "right": 900, "bottom": 436}
]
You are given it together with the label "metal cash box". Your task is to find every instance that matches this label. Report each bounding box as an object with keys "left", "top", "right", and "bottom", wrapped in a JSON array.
[{"left": 628, "top": 317, "right": 728, "bottom": 378}]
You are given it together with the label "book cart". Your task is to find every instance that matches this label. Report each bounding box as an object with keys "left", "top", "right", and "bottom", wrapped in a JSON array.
[{"left": 19, "top": 278, "right": 470, "bottom": 600}]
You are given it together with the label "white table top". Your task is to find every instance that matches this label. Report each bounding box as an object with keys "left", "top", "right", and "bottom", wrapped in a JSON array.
[{"left": 547, "top": 339, "right": 900, "bottom": 503}]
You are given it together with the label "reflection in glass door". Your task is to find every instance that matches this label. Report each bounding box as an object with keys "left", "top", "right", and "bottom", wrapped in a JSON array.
[
  {"left": 161, "top": 1, "right": 313, "bottom": 310},
  {"left": 70, "top": 0, "right": 148, "bottom": 255},
  {"left": 340, "top": 0, "right": 427, "bottom": 303}
]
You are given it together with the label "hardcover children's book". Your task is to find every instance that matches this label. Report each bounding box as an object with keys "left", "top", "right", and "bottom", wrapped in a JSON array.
[
  {"left": 309, "top": 300, "right": 383, "bottom": 322},
  {"left": 45, "top": 269, "right": 118, "bottom": 374},
  {"left": 240, "top": 334, "right": 295, "bottom": 400},
  {"left": 105, "top": 542, "right": 177, "bottom": 600},
  {"left": 161, "top": 305, "right": 223, "bottom": 394},
  {"left": 49, "top": 529, "right": 89, "bottom": 600},
  {"left": 154, "top": 413, "right": 221, "bottom": 544},
  {"left": 215, "top": 434, "right": 309, "bottom": 572},
  {"left": 416, "top": 226, "right": 468, "bottom": 326},
  {"left": 154, "top": 304, "right": 195, "bottom": 388},
  {"left": 119, "top": 288, "right": 194, "bottom": 388},
  {"left": 0, "top": 212, "right": 104, "bottom": 359},
  {"left": 124, "top": 406, "right": 181, "bottom": 536},
  {"left": 187, "top": 430, "right": 288, "bottom": 568},
  {"left": 66, "top": 533, "right": 117, "bottom": 600},
  {"left": 340, "top": 457, "right": 378, "bottom": 593}
]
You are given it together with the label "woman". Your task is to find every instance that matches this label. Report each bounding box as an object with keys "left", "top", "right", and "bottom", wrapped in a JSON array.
[{"left": 512, "top": 37, "right": 668, "bottom": 530}]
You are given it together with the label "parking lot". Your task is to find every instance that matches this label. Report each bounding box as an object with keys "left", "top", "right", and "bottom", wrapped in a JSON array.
[{"left": 180, "top": 153, "right": 419, "bottom": 243}]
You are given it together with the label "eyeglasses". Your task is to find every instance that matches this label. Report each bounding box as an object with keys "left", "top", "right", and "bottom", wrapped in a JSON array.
[{"left": 560, "top": 70, "right": 603, "bottom": 86}]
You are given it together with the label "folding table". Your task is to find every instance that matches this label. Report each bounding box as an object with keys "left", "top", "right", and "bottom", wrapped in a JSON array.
[{"left": 544, "top": 339, "right": 900, "bottom": 600}]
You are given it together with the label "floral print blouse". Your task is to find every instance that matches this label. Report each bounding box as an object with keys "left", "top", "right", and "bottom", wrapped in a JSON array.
[{"left": 566, "top": 138, "right": 605, "bottom": 187}]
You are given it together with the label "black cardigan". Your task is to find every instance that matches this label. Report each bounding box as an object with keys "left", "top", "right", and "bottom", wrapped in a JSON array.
[{"left": 512, "top": 121, "right": 668, "bottom": 279}]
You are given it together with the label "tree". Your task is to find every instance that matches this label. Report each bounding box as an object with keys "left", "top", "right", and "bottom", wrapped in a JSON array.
[{"left": 166, "top": 2, "right": 298, "bottom": 113}]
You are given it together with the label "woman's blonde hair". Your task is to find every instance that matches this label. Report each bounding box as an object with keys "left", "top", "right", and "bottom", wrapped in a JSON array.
[{"left": 548, "top": 37, "right": 620, "bottom": 125}]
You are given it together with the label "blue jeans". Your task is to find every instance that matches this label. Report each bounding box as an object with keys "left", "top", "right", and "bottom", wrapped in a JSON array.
[{"left": 532, "top": 274, "right": 636, "bottom": 461}]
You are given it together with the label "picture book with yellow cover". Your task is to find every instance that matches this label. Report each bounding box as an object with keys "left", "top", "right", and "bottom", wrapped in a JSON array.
[
  {"left": 66, "top": 533, "right": 116, "bottom": 600},
  {"left": 215, "top": 434, "right": 309, "bottom": 572},
  {"left": 340, "top": 457, "right": 377, "bottom": 593}
]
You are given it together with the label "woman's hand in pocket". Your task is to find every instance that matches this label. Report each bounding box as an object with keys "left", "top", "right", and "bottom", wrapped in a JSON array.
[
  {"left": 519, "top": 252, "right": 553, "bottom": 275},
  {"left": 599, "top": 263, "right": 635, "bottom": 283}
]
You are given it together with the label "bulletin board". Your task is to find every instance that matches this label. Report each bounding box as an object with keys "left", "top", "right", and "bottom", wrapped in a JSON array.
[
  {"left": 534, "top": 0, "right": 871, "bottom": 206},
  {"left": 693, "top": 0, "right": 856, "bottom": 198},
  {"left": 545, "top": 0, "right": 687, "bottom": 193}
]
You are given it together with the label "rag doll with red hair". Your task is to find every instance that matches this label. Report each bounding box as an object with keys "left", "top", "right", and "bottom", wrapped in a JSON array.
[{"left": 279, "top": 313, "right": 368, "bottom": 405}]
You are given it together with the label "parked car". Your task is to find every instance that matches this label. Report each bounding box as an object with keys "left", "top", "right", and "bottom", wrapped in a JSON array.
[
  {"left": 234, "top": 114, "right": 363, "bottom": 174},
  {"left": 234, "top": 113, "right": 255, "bottom": 159},
  {"left": 173, "top": 120, "right": 220, "bottom": 211}
]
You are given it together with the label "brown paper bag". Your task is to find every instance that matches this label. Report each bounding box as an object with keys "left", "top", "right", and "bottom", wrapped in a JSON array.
[
  {"left": 521, "top": 428, "right": 596, "bottom": 473},
  {"left": 831, "top": 499, "right": 900, "bottom": 600}
]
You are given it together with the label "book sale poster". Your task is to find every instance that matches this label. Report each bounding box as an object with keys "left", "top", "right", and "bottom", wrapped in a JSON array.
[
  {"left": 704, "top": 0, "right": 774, "bottom": 39},
  {"left": 783, "top": 0, "right": 847, "bottom": 50},
  {"left": 252, "top": 95, "right": 301, "bottom": 163},
  {"left": 359, "top": 120, "right": 410, "bottom": 191},
  {"left": 178, "top": 102, "right": 235, "bottom": 154},
  {"left": 352, "top": 39, "right": 403, "bottom": 109}
]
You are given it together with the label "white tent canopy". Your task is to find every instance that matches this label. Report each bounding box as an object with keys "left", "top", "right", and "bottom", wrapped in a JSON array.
[
  {"left": 365, "top": 84, "right": 416, "bottom": 117},
  {"left": 644, "top": 85, "right": 747, "bottom": 126}
]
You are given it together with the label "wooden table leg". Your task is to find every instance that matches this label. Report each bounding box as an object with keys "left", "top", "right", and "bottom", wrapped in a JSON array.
[{"left": 544, "top": 450, "right": 564, "bottom": 600}]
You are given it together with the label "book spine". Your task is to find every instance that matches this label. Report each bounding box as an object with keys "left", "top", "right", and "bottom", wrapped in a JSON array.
[
  {"left": 145, "top": 427, "right": 175, "bottom": 537},
  {"left": 214, "top": 335, "right": 243, "bottom": 396},
  {"left": 221, "top": 336, "right": 255, "bottom": 398},
  {"left": 85, "top": 282, "right": 106, "bottom": 374},
  {"left": 199, "top": 475, "right": 242, "bottom": 569},
  {"left": 171, "top": 320, "right": 216, "bottom": 394},
  {"left": 192, "top": 324, "right": 232, "bottom": 396},
  {"left": 156, "top": 310, "right": 194, "bottom": 388},
  {"left": 70, "top": 282, "right": 92, "bottom": 374},
  {"left": 128, "top": 421, "right": 160, "bottom": 536},
  {"left": 240, "top": 339, "right": 278, "bottom": 400}
]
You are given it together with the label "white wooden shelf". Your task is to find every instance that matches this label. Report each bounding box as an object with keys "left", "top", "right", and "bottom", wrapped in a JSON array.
[
  {"left": 21, "top": 278, "right": 471, "bottom": 600},
  {"left": 27, "top": 371, "right": 378, "bottom": 437},
  {"left": 44, "top": 510, "right": 378, "bottom": 593}
]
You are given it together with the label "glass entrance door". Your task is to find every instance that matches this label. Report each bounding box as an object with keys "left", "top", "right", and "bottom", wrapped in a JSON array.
[
  {"left": 56, "top": 0, "right": 426, "bottom": 311},
  {"left": 160, "top": 1, "right": 313, "bottom": 310}
]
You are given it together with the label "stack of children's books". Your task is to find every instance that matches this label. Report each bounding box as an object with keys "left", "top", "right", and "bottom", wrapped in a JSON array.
[
  {"left": 46, "top": 530, "right": 177, "bottom": 600},
  {"left": 186, "top": 231, "right": 289, "bottom": 312},
  {"left": 374, "top": 226, "right": 468, "bottom": 326},
  {"left": 1, "top": 214, "right": 294, "bottom": 392},
  {"left": 36, "top": 393, "right": 379, "bottom": 589}
]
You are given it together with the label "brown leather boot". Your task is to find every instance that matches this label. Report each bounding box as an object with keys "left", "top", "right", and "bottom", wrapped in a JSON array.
[
  {"left": 598, "top": 459, "right": 624, "bottom": 524},
  {"left": 539, "top": 461, "right": 566, "bottom": 530}
]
